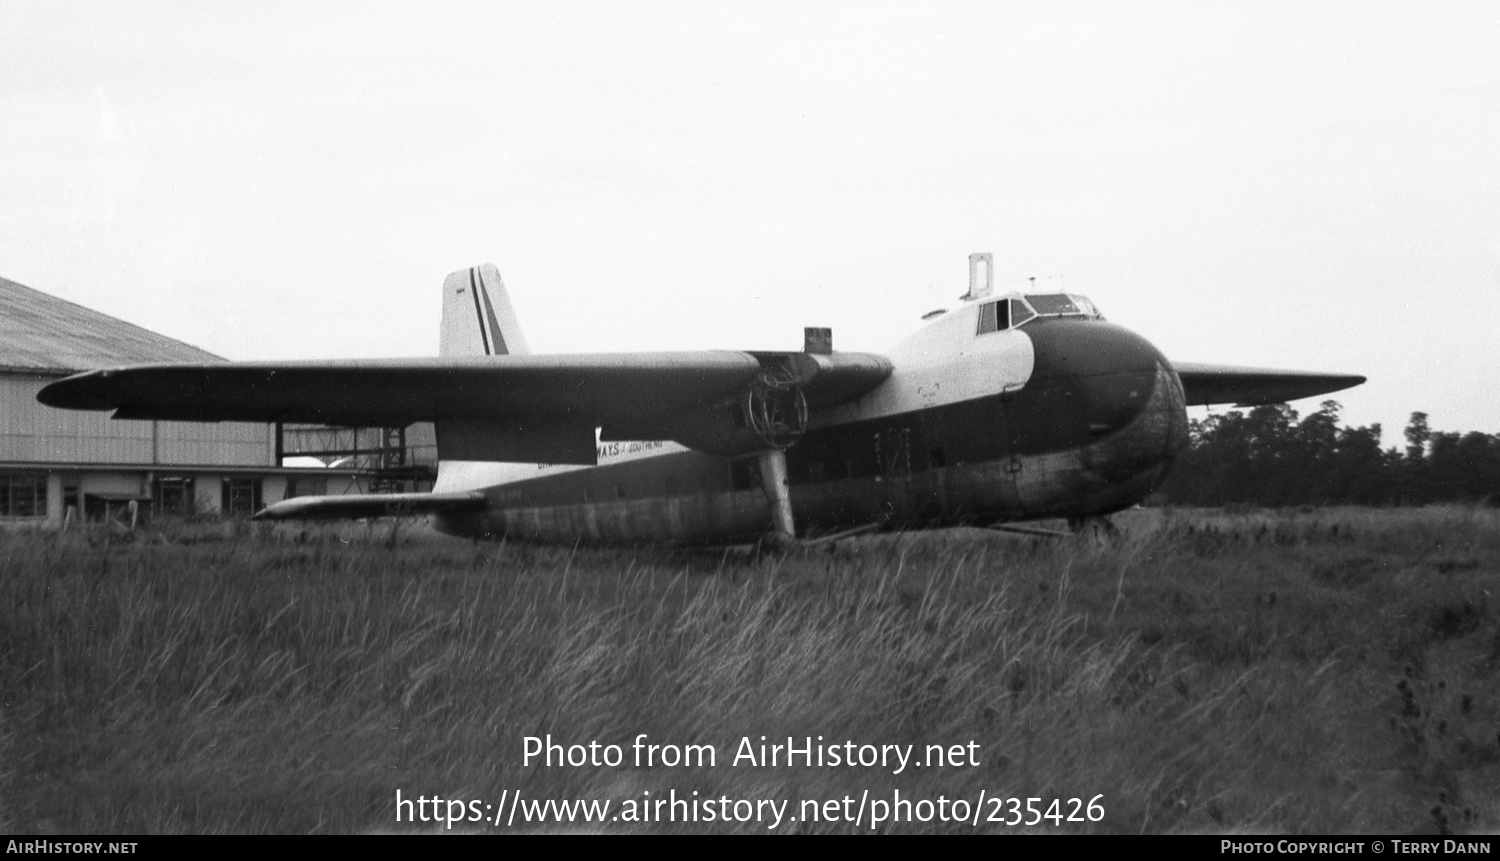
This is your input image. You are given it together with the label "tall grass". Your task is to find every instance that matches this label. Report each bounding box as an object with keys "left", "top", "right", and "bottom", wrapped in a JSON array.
[{"left": 2, "top": 507, "right": 1497, "bottom": 833}]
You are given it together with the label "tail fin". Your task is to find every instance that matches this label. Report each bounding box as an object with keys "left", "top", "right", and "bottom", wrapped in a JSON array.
[{"left": 439, "top": 263, "right": 530, "bottom": 357}]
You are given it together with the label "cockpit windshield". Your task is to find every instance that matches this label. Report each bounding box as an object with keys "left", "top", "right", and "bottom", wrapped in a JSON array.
[
  {"left": 1023, "top": 293, "right": 1100, "bottom": 318},
  {"left": 974, "top": 293, "right": 1102, "bottom": 336},
  {"left": 1024, "top": 294, "right": 1080, "bottom": 315}
]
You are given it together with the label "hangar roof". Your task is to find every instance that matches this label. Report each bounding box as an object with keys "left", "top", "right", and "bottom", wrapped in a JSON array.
[{"left": 0, "top": 276, "right": 223, "bottom": 375}]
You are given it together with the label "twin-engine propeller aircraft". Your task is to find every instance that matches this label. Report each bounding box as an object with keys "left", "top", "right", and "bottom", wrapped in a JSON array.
[{"left": 39, "top": 254, "right": 1364, "bottom": 545}]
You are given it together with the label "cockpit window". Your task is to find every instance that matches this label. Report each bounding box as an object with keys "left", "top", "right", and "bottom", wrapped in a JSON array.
[
  {"left": 976, "top": 301, "right": 997, "bottom": 335},
  {"left": 1009, "top": 298, "right": 1036, "bottom": 327},
  {"left": 975, "top": 299, "right": 1011, "bottom": 335},
  {"left": 1024, "top": 294, "right": 1081, "bottom": 315},
  {"left": 1016, "top": 293, "right": 1103, "bottom": 323},
  {"left": 972, "top": 293, "right": 1101, "bottom": 337}
]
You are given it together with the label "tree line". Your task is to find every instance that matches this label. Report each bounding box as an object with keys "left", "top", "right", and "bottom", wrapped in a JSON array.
[{"left": 1158, "top": 402, "right": 1500, "bottom": 507}]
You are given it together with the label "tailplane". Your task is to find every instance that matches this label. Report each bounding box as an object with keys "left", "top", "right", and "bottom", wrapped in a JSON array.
[
  {"left": 439, "top": 263, "right": 530, "bottom": 357},
  {"left": 254, "top": 491, "right": 487, "bottom": 521}
]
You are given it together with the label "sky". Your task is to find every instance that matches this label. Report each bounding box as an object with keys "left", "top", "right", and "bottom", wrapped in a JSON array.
[{"left": 2, "top": 1, "right": 1497, "bottom": 444}]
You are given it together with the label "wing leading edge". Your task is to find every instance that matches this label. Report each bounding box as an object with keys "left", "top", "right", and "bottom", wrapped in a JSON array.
[
  {"left": 37, "top": 353, "right": 763, "bottom": 425},
  {"left": 37, "top": 350, "right": 893, "bottom": 432},
  {"left": 1174, "top": 362, "right": 1366, "bottom": 407}
]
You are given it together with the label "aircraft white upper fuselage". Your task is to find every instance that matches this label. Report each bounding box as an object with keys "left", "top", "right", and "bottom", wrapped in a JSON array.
[{"left": 432, "top": 294, "right": 1045, "bottom": 493}]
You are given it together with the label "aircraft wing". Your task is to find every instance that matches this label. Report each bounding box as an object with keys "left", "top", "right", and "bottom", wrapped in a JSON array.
[
  {"left": 37, "top": 349, "right": 892, "bottom": 433},
  {"left": 1174, "top": 362, "right": 1366, "bottom": 407},
  {"left": 252, "top": 491, "right": 487, "bottom": 521}
]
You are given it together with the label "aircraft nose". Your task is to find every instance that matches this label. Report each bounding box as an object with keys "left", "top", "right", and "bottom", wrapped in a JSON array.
[{"left": 1011, "top": 319, "right": 1184, "bottom": 460}]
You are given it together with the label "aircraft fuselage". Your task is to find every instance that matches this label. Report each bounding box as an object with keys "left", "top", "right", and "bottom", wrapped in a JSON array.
[{"left": 430, "top": 316, "right": 1189, "bottom": 543}]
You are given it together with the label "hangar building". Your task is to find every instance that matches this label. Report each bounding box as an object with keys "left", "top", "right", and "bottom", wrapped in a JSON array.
[{"left": 0, "top": 275, "right": 433, "bottom": 528}]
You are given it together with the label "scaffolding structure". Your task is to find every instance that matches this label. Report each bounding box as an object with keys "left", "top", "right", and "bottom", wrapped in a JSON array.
[{"left": 276, "top": 423, "right": 438, "bottom": 493}]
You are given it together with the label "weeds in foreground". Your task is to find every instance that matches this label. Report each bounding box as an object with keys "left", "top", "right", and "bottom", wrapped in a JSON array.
[{"left": 2, "top": 507, "right": 1498, "bottom": 833}]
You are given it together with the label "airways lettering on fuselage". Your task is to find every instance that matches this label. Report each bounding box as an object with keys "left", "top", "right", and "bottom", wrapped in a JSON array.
[{"left": 535, "top": 439, "right": 671, "bottom": 469}]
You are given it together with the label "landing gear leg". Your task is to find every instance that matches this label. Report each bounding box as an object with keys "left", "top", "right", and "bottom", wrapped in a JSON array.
[
  {"left": 757, "top": 448, "right": 798, "bottom": 551},
  {"left": 1067, "top": 515, "right": 1119, "bottom": 545}
]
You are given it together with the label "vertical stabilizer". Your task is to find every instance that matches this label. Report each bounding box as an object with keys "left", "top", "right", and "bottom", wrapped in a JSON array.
[
  {"left": 435, "top": 264, "right": 533, "bottom": 480},
  {"left": 439, "top": 263, "right": 530, "bottom": 357}
]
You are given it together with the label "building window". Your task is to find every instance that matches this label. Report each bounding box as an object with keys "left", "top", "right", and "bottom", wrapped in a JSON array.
[
  {"left": 221, "top": 477, "right": 262, "bottom": 516},
  {"left": 152, "top": 477, "right": 196, "bottom": 514},
  {"left": 0, "top": 473, "right": 47, "bottom": 518}
]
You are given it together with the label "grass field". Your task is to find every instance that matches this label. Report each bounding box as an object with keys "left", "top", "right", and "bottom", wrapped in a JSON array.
[{"left": 3, "top": 507, "right": 1498, "bottom": 834}]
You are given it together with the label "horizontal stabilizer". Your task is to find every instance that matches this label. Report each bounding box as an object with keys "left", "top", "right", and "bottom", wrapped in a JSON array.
[
  {"left": 254, "top": 491, "right": 487, "bottom": 521},
  {"left": 1174, "top": 362, "right": 1366, "bottom": 407}
]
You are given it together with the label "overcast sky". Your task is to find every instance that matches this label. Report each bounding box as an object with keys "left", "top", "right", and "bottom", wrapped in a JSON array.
[{"left": 3, "top": 1, "right": 1497, "bottom": 442}]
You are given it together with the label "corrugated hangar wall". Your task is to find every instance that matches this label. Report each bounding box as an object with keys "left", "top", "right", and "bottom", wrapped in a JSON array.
[
  {"left": 0, "top": 275, "right": 432, "bottom": 528},
  {"left": 0, "top": 369, "right": 285, "bottom": 526},
  {"left": 0, "top": 374, "right": 273, "bottom": 466}
]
